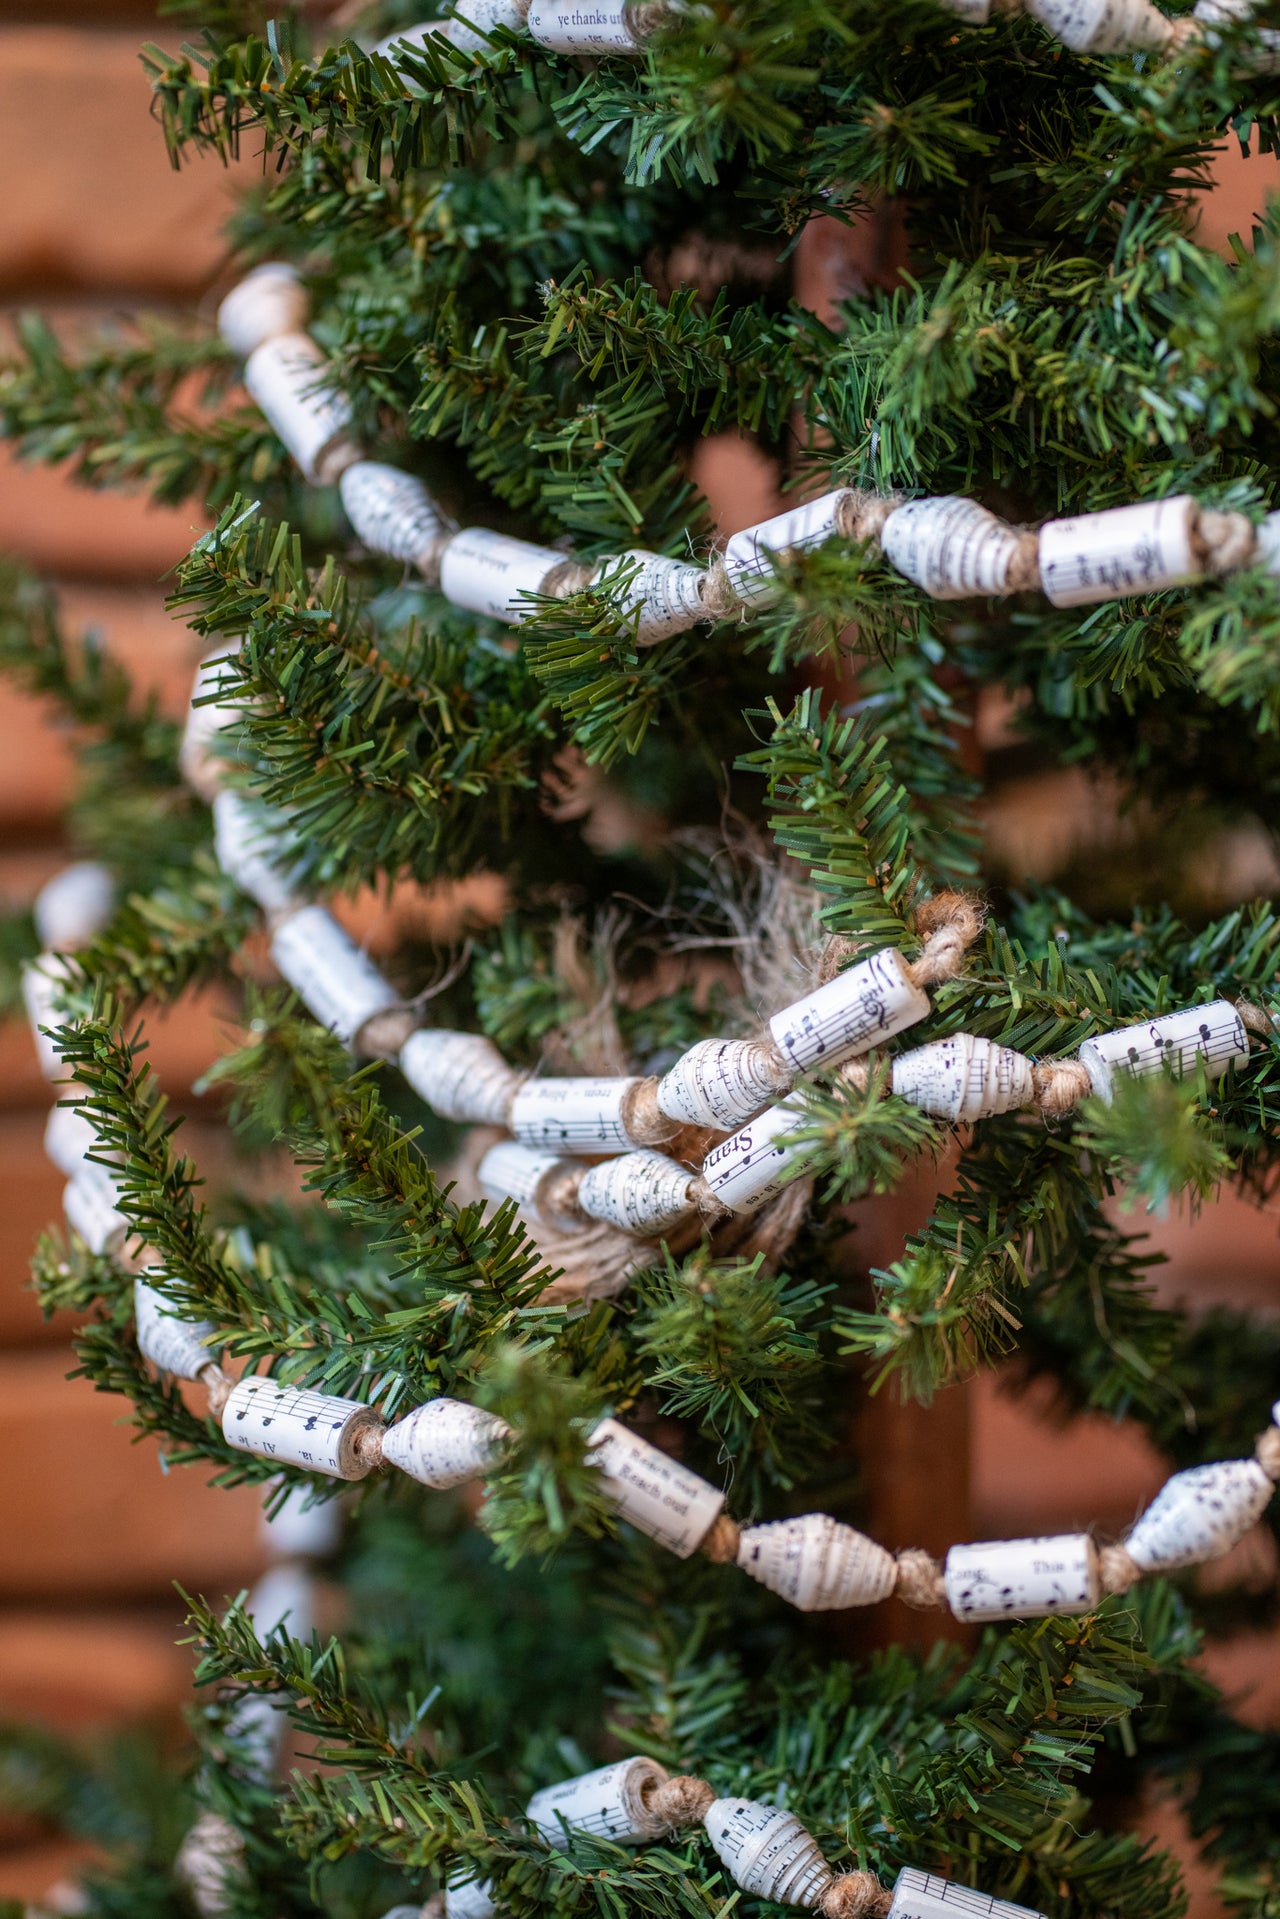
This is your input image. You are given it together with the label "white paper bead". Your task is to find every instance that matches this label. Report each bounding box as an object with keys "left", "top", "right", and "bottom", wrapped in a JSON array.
[
  {"left": 723, "top": 490, "right": 845, "bottom": 608},
  {"left": 222, "top": 1376, "right": 382, "bottom": 1480},
  {"left": 135, "top": 1278, "right": 221, "bottom": 1379},
  {"left": 588, "top": 1416, "right": 724, "bottom": 1556},
  {"left": 736, "top": 1513, "right": 897, "bottom": 1611},
  {"left": 891, "top": 1034, "right": 1034, "bottom": 1122},
  {"left": 63, "top": 1167, "right": 128, "bottom": 1256},
  {"left": 770, "top": 950, "right": 930, "bottom": 1074},
  {"left": 1123, "top": 1459, "right": 1274, "bottom": 1573},
  {"left": 218, "top": 264, "right": 310, "bottom": 358},
  {"left": 44, "top": 1102, "right": 97, "bottom": 1177},
  {"left": 22, "top": 956, "right": 74, "bottom": 1078},
  {"left": 657, "top": 1037, "right": 791, "bottom": 1130},
  {"left": 443, "top": 1879, "right": 496, "bottom": 1919},
  {"left": 944, "top": 1534, "right": 1100, "bottom": 1622},
  {"left": 1077, "top": 999, "right": 1248, "bottom": 1100},
  {"left": 527, "top": 0, "right": 641, "bottom": 51},
  {"left": 477, "top": 1139, "right": 566, "bottom": 1215},
  {"left": 245, "top": 1562, "right": 315, "bottom": 1638},
  {"left": 181, "top": 651, "right": 241, "bottom": 798},
  {"left": 939, "top": 0, "right": 991, "bottom": 18},
  {"left": 213, "top": 791, "right": 303, "bottom": 917},
  {"left": 592, "top": 550, "right": 708, "bottom": 644},
  {"left": 1038, "top": 496, "right": 1199, "bottom": 608},
  {"left": 1027, "top": 0, "right": 1175, "bottom": 48},
  {"left": 339, "top": 461, "right": 451, "bottom": 567},
  {"left": 177, "top": 1811, "right": 244, "bottom": 1919},
  {"left": 260, "top": 1482, "right": 342, "bottom": 1558},
  {"left": 527, "top": 1756, "right": 670, "bottom": 1844},
  {"left": 438, "top": 527, "right": 564, "bottom": 622},
  {"left": 243, "top": 333, "right": 359, "bottom": 486},
  {"left": 33, "top": 862, "right": 115, "bottom": 951},
  {"left": 376, "top": 1, "right": 528, "bottom": 56},
  {"left": 270, "top": 905, "right": 400, "bottom": 1048},
  {"left": 888, "top": 1866, "right": 1047, "bottom": 1919},
  {"left": 575, "top": 1151, "right": 696, "bottom": 1233},
  {"left": 880, "top": 497, "right": 1025, "bottom": 600},
  {"left": 703, "top": 1800, "right": 832, "bottom": 1909},
  {"left": 701, "top": 1102, "right": 808, "bottom": 1214},
  {"left": 399, "top": 1028, "right": 523, "bottom": 1125},
  {"left": 510, "top": 1076, "right": 640, "bottom": 1153},
  {"left": 381, "top": 1398, "right": 510, "bottom": 1487},
  {"left": 1194, "top": 0, "right": 1280, "bottom": 67}
]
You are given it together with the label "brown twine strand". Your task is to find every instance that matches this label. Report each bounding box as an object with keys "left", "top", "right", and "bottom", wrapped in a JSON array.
[
  {"left": 643, "top": 1773, "right": 717, "bottom": 1828},
  {"left": 354, "top": 1006, "right": 420, "bottom": 1060},
  {"left": 833, "top": 489, "right": 902, "bottom": 546},
  {"left": 543, "top": 558, "right": 596, "bottom": 600},
  {"left": 1256, "top": 1424, "right": 1280, "bottom": 1481},
  {"left": 821, "top": 1871, "right": 894, "bottom": 1919},
  {"left": 1236, "top": 998, "right": 1277, "bottom": 1039},
  {"left": 535, "top": 1162, "right": 587, "bottom": 1225},
  {"left": 203, "top": 1369, "right": 232, "bottom": 1418},
  {"left": 1194, "top": 508, "right": 1257, "bottom": 577},
  {"left": 699, "top": 559, "right": 746, "bottom": 619},
  {"left": 838, "top": 1056, "right": 871, "bottom": 1094},
  {"left": 624, "top": 0, "right": 672, "bottom": 39},
  {"left": 351, "top": 1420, "right": 386, "bottom": 1471},
  {"left": 1005, "top": 528, "right": 1042, "bottom": 594},
  {"left": 622, "top": 1076, "right": 680, "bottom": 1147},
  {"left": 904, "top": 892, "right": 986, "bottom": 988},
  {"left": 1098, "top": 1543, "right": 1143, "bottom": 1595},
  {"left": 689, "top": 1173, "right": 731, "bottom": 1223},
  {"left": 893, "top": 1548, "right": 946, "bottom": 1609},
  {"left": 698, "top": 1512, "right": 742, "bottom": 1563},
  {"left": 818, "top": 933, "right": 863, "bottom": 985},
  {"left": 416, "top": 530, "right": 454, "bottom": 587},
  {"left": 1031, "top": 1057, "right": 1093, "bottom": 1117}
]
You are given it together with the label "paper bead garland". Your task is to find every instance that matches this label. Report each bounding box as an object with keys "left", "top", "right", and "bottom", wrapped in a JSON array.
[
  {"left": 703, "top": 1799, "right": 834, "bottom": 1908},
  {"left": 587, "top": 1416, "right": 726, "bottom": 1557},
  {"left": 943, "top": 1534, "right": 1101, "bottom": 1622},
  {"left": 269, "top": 905, "right": 402, "bottom": 1049},
  {"left": 443, "top": 1881, "right": 497, "bottom": 1919},
  {"left": 380, "top": 1398, "right": 511, "bottom": 1487},
  {"left": 338, "top": 461, "right": 454, "bottom": 569},
  {"left": 400, "top": 1029, "right": 525, "bottom": 1125},
  {"left": 769, "top": 950, "right": 931, "bottom": 1074},
  {"left": 1037, "top": 495, "right": 1199, "bottom": 607},
  {"left": 243, "top": 334, "right": 360, "bottom": 486},
  {"left": 1120, "top": 1458, "right": 1274, "bottom": 1572},
  {"left": 656, "top": 1035, "right": 793, "bottom": 1130},
  {"left": 890, "top": 1035, "right": 1035, "bottom": 1122},
  {"left": 888, "top": 1869, "right": 1046, "bottom": 1919},
  {"left": 526, "top": 1755, "right": 670, "bottom": 1843},
  {"left": 879, "top": 497, "right": 1027, "bottom": 600},
  {"left": 575, "top": 1149, "right": 698, "bottom": 1233},
  {"left": 135, "top": 1278, "right": 223, "bottom": 1381},
  {"left": 736, "top": 1513, "right": 898, "bottom": 1611},
  {"left": 1077, "top": 999, "right": 1248, "bottom": 1100},
  {"left": 217, "top": 264, "right": 311, "bottom": 358},
  {"left": 510, "top": 1075, "right": 641, "bottom": 1153},
  {"left": 222, "top": 1377, "right": 384, "bottom": 1479}
]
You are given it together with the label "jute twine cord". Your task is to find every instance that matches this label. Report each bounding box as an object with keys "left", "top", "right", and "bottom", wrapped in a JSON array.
[
  {"left": 622, "top": 1075, "right": 680, "bottom": 1147},
  {"left": 1193, "top": 509, "right": 1258, "bottom": 576},
  {"left": 1236, "top": 997, "right": 1277, "bottom": 1038},
  {"left": 903, "top": 893, "right": 986, "bottom": 990},
  {"left": 543, "top": 558, "right": 596, "bottom": 599},
  {"left": 1098, "top": 1543, "right": 1143, "bottom": 1595},
  {"left": 1004, "top": 529, "right": 1043, "bottom": 594},
  {"left": 893, "top": 1547, "right": 947, "bottom": 1610},
  {"left": 1031, "top": 1057, "right": 1094, "bottom": 1117},
  {"left": 698, "top": 1511, "right": 742, "bottom": 1563},
  {"left": 822, "top": 1872, "right": 894, "bottom": 1919},
  {"left": 1257, "top": 1424, "right": 1280, "bottom": 1480},
  {"left": 644, "top": 1773, "right": 717, "bottom": 1827},
  {"left": 625, "top": 0, "right": 672, "bottom": 39}
]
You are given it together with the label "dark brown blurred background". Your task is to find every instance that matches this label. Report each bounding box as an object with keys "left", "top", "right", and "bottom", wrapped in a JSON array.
[{"left": 0, "top": 6, "right": 1277, "bottom": 1909}]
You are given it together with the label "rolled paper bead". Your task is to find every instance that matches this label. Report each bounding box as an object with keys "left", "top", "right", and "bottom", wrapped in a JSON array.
[
  {"left": 222, "top": 1376, "right": 383, "bottom": 1480},
  {"left": 33, "top": 861, "right": 115, "bottom": 951},
  {"left": 879, "top": 496, "right": 1025, "bottom": 600},
  {"left": 477, "top": 1139, "right": 569, "bottom": 1217},
  {"left": 213, "top": 791, "right": 303, "bottom": 917},
  {"left": 887, "top": 1866, "right": 1048, "bottom": 1919},
  {"left": 940, "top": 0, "right": 991, "bottom": 16},
  {"left": 591, "top": 549, "right": 709, "bottom": 644},
  {"left": 217, "top": 264, "right": 309, "bottom": 357},
  {"left": 1122, "top": 1458, "right": 1274, "bottom": 1573},
  {"left": 63, "top": 1166, "right": 128, "bottom": 1255},
  {"left": 891, "top": 1034, "right": 1034, "bottom": 1122},
  {"left": 1037, "top": 495, "right": 1200, "bottom": 608},
  {"left": 1026, "top": 0, "right": 1175, "bottom": 47},
  {"left": 1077, "top": 999, "right": 1248, "bottom": 1101},
  {"left": 1257, "top": 510, "right": 1280, "bottom": 572},
  {"left": 270, "top": 905, "right": 400, "bottom": 1048},
  {"left": 381, "top": 1398, "right": 511, "bottom": 1487},
  {"left": 1194, "top": 0, "right": 1280, "bottom": 68},
  {"left": 260, "top": 1481, "right": 342, "bottom": 1558},
  {"left": 44, "top": 1102, "right": 97, "bottom": 1177},
  {"left": 243, "top": 333, "right": 360, "bottom": 486},
  {"left": 228, "top": 1687, "right": 292, "bottom": 1786},
  {"left": 438, "top": 527, "right": 565, "bottom": 622},
  {"left": 245, "top": 1562, "right": 315, "bottom": 1639},
  {"left": 510, "top": 1076, "right": 641, "bottom": 1154},
  {"left": 338, "top": 461, "right": 451, "bottom": 567},
  {"left": 177, "top": 1811, "right": 244, "bottom": 1919},
  {"left": 181, "top": 652, "right": 241, "bottom": 797},
  {"left": 134, "top": 1278, "right": 221, "bottom": 1379},
  {"left": 770, "top": 949, "right": 930, "bottom": 1074},
  {"left": 701, "top": 1101, "right": 808, "bottom": 1215},
  {"left": 944, "top": 1533, "right": 1100, "bottom": 1622},
  {"left": 527, "top": 1756, "right": 671, "bottom": 1844},
  {"left": 22, "top": 956, "right": 75, "bottom": 1078},
  {"left": 736, "top": 1513, "right": 897, "bottom": 1611},
  {"left": 444, "top": 1879, "right": 497, "bottom": 1919},
  {"left": 703, "top": 1799, "right": 832, "bottom": 1909},
  {"left": 399, "top": 1028, "right": 523, "bottom": 1126},
  {"left": 588, "top": 1416, "right": 725, "bottom": 1556},
  {"left": 722, "top": 490, "right": 847, "bottom": 608},
  {"left": 527, "top": 0, "right": 643, "bottom": 51},
  {"left": 377, "top": 0, "right": 528, "bottom": 56},
  {"left": 575, "top": 1150, "right": 696, "bottom": 1233},
  {"left": 657, "top": 1037, "right": 792, "bottom": 1130}
]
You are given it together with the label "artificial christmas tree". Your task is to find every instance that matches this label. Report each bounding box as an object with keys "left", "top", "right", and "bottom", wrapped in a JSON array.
[{"left": 3, "top": 0, "right": 1280, "bottom": 1913}]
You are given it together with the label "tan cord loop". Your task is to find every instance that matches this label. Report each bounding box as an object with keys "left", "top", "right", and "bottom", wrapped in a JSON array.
[
  {"left": 535, "top": 1163, "right": 586, "bottom": 1225},
  {"left": 698, "top": 1511, "right": 742, "bottom": 1563},
  {"left": 1236, "top": 997, "right": 1277, "bottom": 1039},
  {"left": 543, "top": 558, "right": 596, "bottom": 600},
  {"left": 689, "top": 1173, "right": 732, "bottom": 1223},
  {"left": 833, "top": 489, "right": 902, "bottom": 547},
  {"left": 1005, "top": 528, "right": 1043, "bottom": 594},
  {"left": 818, "top": 933, "right": 863, "bottom": 985},
  {"left": 643, "top": 1773, "right": 717, "bottom": 1827},
  {"left": 821, "top": 1871, "right": 894, "bottom": 1919},
  {"left": 699, "top": 558, "right": 745, "bottom": 619},
  {"left": 351, "top": 1421, "right": 386, "bottom": 1471},
  {"left": 1255, "top": 1424, "right": 1280, "bottom": 1481},
  {"left": 1195, "top": 507, "right": 1257, "bottom": 577},
  {"left": 1031, "top": 1057, "right": 1093, "bottom": 1117},
  {"left": 893, "top": 1548, "right": 946, "bottom": 1609},
  {"left": 837, "top": 1056, "right": 871, "bottom": 1095},
  {"left": 904, "top": 892, "right": 986, "bottom": 988},
  {"left": 203, "top": 1368, "right": 232, "bottom": 1418},
  {"left": 1098, "top": 1542, "right": 1143, "bottom": 1595},
  {"left": 622, "top": 1076, "right": 680, "bottom": 1147}
]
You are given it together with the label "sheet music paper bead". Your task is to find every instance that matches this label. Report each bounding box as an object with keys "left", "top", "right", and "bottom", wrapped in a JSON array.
[
  {"left": 135, "top": 1279, "right": 221, "bottom": 1380},
  {"left": 270, "top": 906, "right": 400, "bottom": 1048},
  {"left": 1122, "top": 1459, "right": 1273, "bottom": 1573},
  {"left": 181, "top": 652, "right": 240, "bottom": 797},
  {"left": 438, "top": 527, "right": 564, "bottom": 622},
  {"left": 891, "top": 1035, "right": 1034, "bottom": 1122},
  {"left": 527, "top": 1757, "right": 670, "bottom": 1844},
  {"left": 770, "top": 949, "right": 929, "bottom": 1074},
  {"left": 736, "top": 1513, "right": 897, "bottom": 1611},
  {"left": 588, "top": 1417, "right": 725, "bottom": 1556},
  {"left": 400, "top": 1029, "right": 523, "bottom": 1125},
  {"left": 1193, "top": 0, "right": 1280, "bottom": 67},
  {"left": 703, "top": 1800, "right": 833, "bottom": 1908},
  {"left": 177, "top": 1812, "right": 245, "bottom": 1919},
  {"left": 222, "top": 1376, "right": 383, "bottom": 1480},
  {"left": 1038, "top": 496, "right": 1199, "bottom": 608},
  {"left": 379, "top": 1, "right": 528, "bottom": 56},
  {"left": 477, "top": 1139, "right": 568, "bottom": 1216},
  {"left": 64, "top": 1168, "right": 127, "bottom": 1255},
  {"left": 34, "top": 862, "right": 115, "bottom": 951},
  {"left": 723, "top": 491, "right": 845, "bottom": 607},
  {"left": 339, "top": 462, "right": 451, "bottom": 567},
  {"left": 1077, "top": 1000, "right": 1248, "bottom": 1100},
  {"left": 701, "top": 1102, "right": 807, "bottom": 1214},
  {"left": 22, "top": 957, "right": 74, "bottom": 1078},
  {"left": 592, "top": 551, "right": 708, "bottom": 644},
  {"left": 44, "top": 1103, "right": 96, "bottom": 1177},
  {"left": 1027, "top": 0, "right": 1176, "bottom": 47},
  {"left": 213, "top": 792, "right": 302, "bottom": 916},
  {"left": 576, "top": 1151, "right": 696, "bottom": 1233},
  {"left": 657, "top": 1038, "right": 791, "bottom": 1130},
  {"left": 944, "top": 1534, "right": 1100, "bottom": 1622},
  {"left": 527, "top": 0, "right": 643, "bottom": 51},
  {"left": 511, "top": 1077, "right": 640, "bottom": 1153},
  {"left": 443, "top": 1880, "right": 497, "bottom": 1919},
  {"left": 218, "top": 264, "right": 309, "bottom": 357},
  {"left": 888, "top": 1867, "right": 1048, "bottom": 1919},
  {"left": 381, "top": 1398, "right": 510, "bottom": 1487},
  {"left": 880, "top": 497, "right": 1025, "bottom": 599},
  {"left": 243, "top": 334, "right": 359, "bottom": 485}
]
